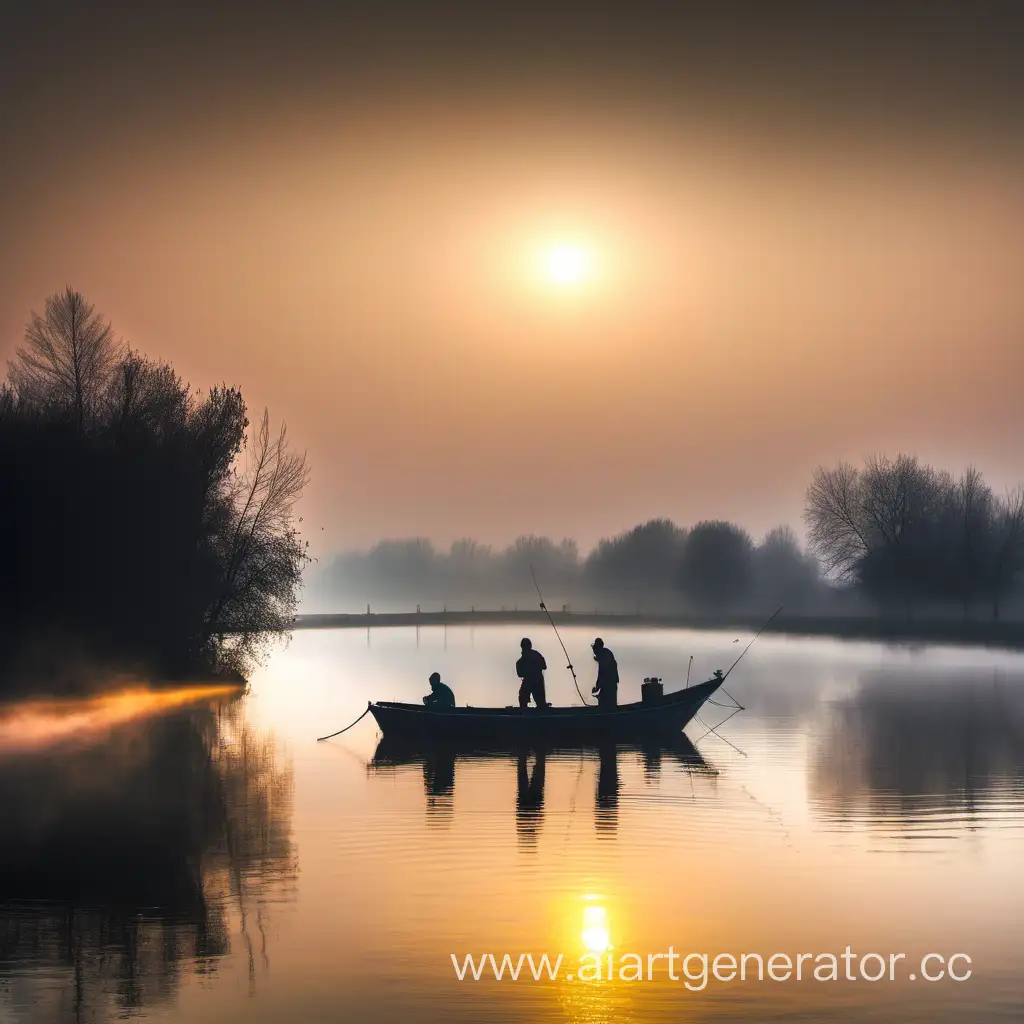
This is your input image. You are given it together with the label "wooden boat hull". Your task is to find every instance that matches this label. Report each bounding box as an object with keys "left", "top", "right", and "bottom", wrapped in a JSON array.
[{"left": 368, "top": 677, "right": 722, "bottom": 744}]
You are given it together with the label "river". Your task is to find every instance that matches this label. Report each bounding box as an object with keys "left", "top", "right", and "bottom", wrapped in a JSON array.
[{"left": 2, "top": 625, "right": 1023, "bottom": 1022}]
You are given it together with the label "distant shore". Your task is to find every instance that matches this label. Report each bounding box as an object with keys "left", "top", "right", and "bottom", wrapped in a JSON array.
[{"left": 291, "top": 610, "right": 1024, "bottom": 651}]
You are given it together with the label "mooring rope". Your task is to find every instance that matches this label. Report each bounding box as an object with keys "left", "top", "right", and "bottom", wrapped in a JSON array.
[{"left": 317, "top": 704, "right": 372, "bottom": 741}]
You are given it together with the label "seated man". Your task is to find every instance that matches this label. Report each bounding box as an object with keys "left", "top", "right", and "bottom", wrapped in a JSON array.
[{"left": 423, "top": 671, "right": 456, "bottom": 708}]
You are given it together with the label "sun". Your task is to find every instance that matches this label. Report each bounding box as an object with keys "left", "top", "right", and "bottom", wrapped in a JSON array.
[{"left": 542, "top": 243, "right": 592, "bottom": 288}]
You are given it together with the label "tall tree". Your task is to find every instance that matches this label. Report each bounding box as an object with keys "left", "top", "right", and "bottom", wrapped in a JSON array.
[
  {"left": 985, "top": 487, "right": 1024, "bottom": 620},
  {"left": 804, "top": 460, "right": 871, "bottom": 582},
  {"left": 678, "top": 520, "right": 753, "bottom": 609},
  {"left": 751, "top": 525, "right": 820, "bottom": 604},
  {"left": 584, "top": 518, "right": 687, "bottom": 594},
  {"left": 949, "top": 466, "right": 994, "bottom": 617},
  {"left": 204, "top": 410, "right": 310, "bottom": 672},
  {"left": 501, "top": 535, "right": 580, "bottom": 588},
  {"left": 8, "top": 288, "right": 123, "bottom": 429}
]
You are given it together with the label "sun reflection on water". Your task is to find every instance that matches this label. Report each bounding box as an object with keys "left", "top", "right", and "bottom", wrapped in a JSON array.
[
  {"left": 581, "top": 903, "right": 611, "bottom": 954},
  {"left": 560, "top": 895, "right": 635, "bottom": 1023}
]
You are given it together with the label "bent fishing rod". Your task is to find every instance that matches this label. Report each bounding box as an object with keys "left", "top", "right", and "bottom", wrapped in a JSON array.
[{"left": 529, "top": 563, "right": 590, "bottom": 706}]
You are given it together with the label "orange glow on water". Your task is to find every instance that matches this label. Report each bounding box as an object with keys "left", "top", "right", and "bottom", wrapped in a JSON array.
[{"left": 0, "top": 683, "right": 242, "bottom": 754}]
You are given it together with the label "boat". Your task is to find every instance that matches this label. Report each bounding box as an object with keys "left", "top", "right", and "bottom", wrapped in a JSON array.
[{"left": 366, "top": 675, "right": 723, "bottom": 744}]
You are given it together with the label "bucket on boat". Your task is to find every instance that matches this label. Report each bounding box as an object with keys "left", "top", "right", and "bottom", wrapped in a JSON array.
[{"left": 641, "top": 677, "right": 664, "bottom": 704}]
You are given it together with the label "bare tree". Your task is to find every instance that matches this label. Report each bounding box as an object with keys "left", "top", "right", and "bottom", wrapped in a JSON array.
[
  {"left": 447, "top": 538, "right": 494, "bottom": 587},
  {"left": 859, "top": 453, "right": 945, "bottom": 548},
  {"left": 806, "top": 455, "right": 954, "bottom": 604},
  {"left": 950, "top": 466, "right": 994, "bottom": 617},
  {"left": 804, "top": 461, "right": 871, "bottom": 581},
  {"left": 502, "top": 535, "right": 580, "bottom": 588},
  {"left": 987, "top": 487, "right": 1024, "bottom": 620},
  {"left": 204, "top": 409, "right": 310, "bottom": 670},
  {"left": 449, "top": 538, "right": 492, "bottom": 564},
  {"left": 106, "top": 352, "right": 191, "bottom": 436},
  {"left": 8, "top": 288, "right": 123, "bottom": 428}
]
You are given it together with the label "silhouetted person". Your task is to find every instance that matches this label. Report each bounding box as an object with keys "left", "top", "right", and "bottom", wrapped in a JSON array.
[
  {"left": 423, "top": 671, "right": 455, "bottom": 708},
  {"left": 516, "top": 638, "right": 549, "bottom": 708},
  {"left": 590, "top": 638, "right": 619, "bottom": 707}
]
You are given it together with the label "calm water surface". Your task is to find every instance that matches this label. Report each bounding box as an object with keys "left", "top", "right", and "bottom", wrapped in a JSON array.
[{"left": 3, "top": 626, "right": 1024, "bottom": 1022}]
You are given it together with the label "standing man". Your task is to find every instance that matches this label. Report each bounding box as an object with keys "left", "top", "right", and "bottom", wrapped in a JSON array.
[
  {"left": 590, "top": 637, "right": 619, "bottom": 708},
  {"left": 516, "top": 638, "right": 549, "bottom": 708}
]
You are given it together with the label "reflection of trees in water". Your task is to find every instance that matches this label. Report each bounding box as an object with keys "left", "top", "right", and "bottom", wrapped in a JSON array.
[
  {"left": 0, "top": 700, "right": 295, "bottom": 1023},
  {"left": 811, "top": 670, "right": 1024, "bottom": 823}
]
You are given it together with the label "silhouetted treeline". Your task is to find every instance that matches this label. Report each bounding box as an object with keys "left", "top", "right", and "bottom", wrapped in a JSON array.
[
  {"left": 0, "top": 289, "right": 309, "bottom": 692},
  {"left": 313, "top": 455, "right": 1024, "bottom": 619},
  {"left": 806, "top": 455, "right": 1024, "bottom": 619},
  {"left": 309, "top": 518, "right": 825, "bottom": 613}
]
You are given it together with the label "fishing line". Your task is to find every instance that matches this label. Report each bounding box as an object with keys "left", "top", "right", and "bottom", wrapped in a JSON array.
[
  {"left": 694, "top": 706, "right": 744, "bottom": 741},
  {"left": 529, "top": 564, "right": 590, "bottom": 706},
  {"left": 721, "top": 605, "right": 784, "bottom": 683},
  {"left": 713, "top": 604, "right": 784, "bottom": 710},
  {"left": 563, "top": 752, "right": 587, "bottom": 843},
  {"left": 692, "top": 711, "right": 747, "bottom": 756}
]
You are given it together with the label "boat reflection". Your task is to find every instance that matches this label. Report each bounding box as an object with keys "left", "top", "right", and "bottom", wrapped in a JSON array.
[{"left": 368, "top": 734, "right": 715, "bottom": 842}]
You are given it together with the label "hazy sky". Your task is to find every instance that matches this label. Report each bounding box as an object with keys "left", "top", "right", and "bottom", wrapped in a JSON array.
[{"left": 3, "top": 1, "right": 1023, "bottom": 554}]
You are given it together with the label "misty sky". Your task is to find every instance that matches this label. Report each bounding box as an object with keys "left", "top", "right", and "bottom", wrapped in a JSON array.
[{"left": 2, "top": 1, "right": 1023, "bottom": 555}]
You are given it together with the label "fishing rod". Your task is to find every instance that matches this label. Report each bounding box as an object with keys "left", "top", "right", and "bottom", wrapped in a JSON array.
[
  {"left": 687, "top": 608, "right": 782, "bottom": 749},
  {"left": 722, "top": 604, "right": 783, "bottom": 682},
  {"left": 529, "top": 563, "right": 590, "bottom": 706}
]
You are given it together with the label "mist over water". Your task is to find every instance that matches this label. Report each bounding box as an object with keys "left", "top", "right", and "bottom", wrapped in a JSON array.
[
  {"left": 3, "top": 626, "right": 1024, "bottom": 1022},
  {"left": 3, "top": 6, "right": 1024, "bottom": 1022}
]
